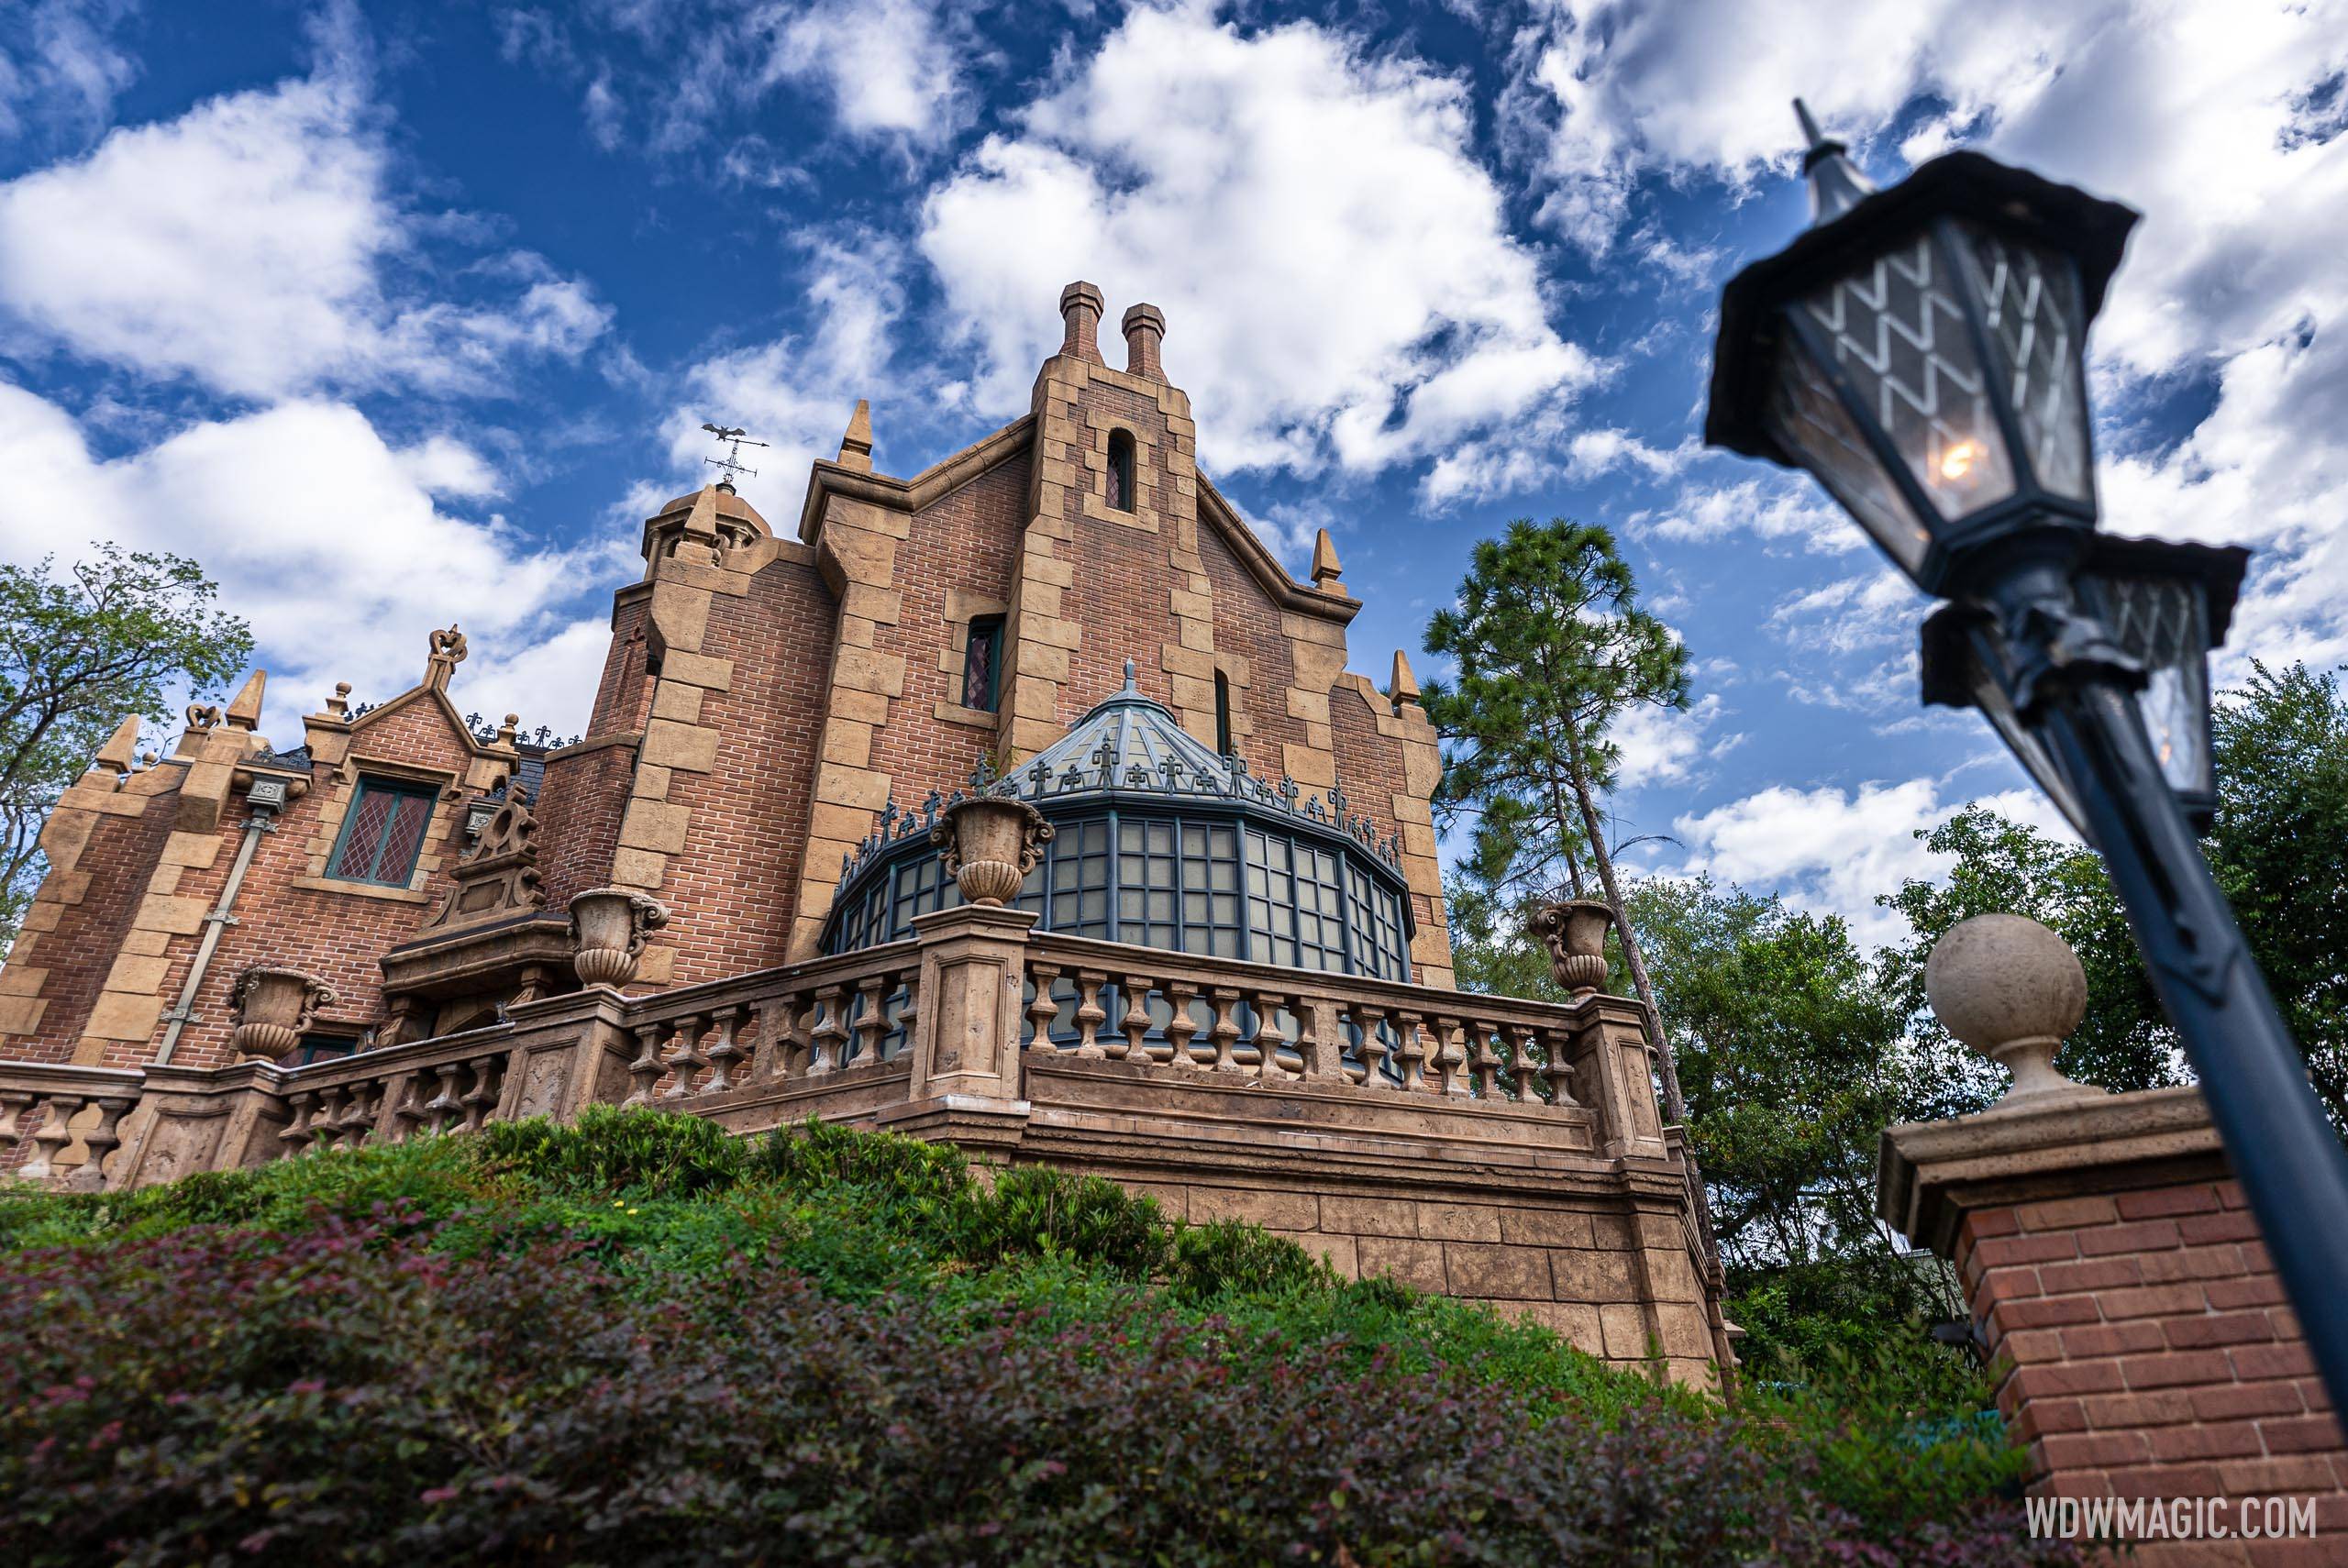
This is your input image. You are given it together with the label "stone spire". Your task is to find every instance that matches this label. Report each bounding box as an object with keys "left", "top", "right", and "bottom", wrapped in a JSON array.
[
  {"left": 1310, "top": 527, "right": 1343, "bottom": 590},
  {"left": 223, "top": 669, "right": 266, "bottom": 733},
  {"left": 837, "top": 399, "right": 873, "bottom": 473},
  {"left": 1389, "top": 648, "right": 1422, "bottom": 710}
]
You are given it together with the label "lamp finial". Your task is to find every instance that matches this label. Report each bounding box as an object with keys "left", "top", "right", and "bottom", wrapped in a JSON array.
[{"left": 1790, "top": 98, "right": 1874, "bottom": 225}]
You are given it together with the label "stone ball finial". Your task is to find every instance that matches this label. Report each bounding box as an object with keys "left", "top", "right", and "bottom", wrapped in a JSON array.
[{"left": 1925, "top": 912, "right": 2096, "bottom": 1108}]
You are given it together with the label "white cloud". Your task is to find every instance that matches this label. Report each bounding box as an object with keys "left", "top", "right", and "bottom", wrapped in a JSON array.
[
  {"left": 918, "top": 4, "right": 1597, "bottom": 491},
  {"left": 1611, "top": 690, "right": 1735, "bottom": 790},
  {"left": 763, "top": 0, "right": 973, "bottom": 146},
  {"left": 0, "top": 0, "right": 138, "bottom": 145},
  {"left": 1766, "top": 568, "right": 1922, "bottom": 657},
  {"left": 0, "top": 381, "right": 623, "bottom": 744},
  {"left": 1644, "top": 475, "right": 1855, "bottom": 554},
  {"left": 1674, "top": 778, "right": 2073, "bottom": 948},
  {"left": 0, "top": 61, "right": 608, "bottom": 400}
]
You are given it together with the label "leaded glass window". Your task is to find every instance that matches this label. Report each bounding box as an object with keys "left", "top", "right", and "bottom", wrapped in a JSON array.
[
  {"left": 1107, "top": 430, "right": 1136, "bottom": 512},
  {"left": 327, "top": 778, "right": 437, "bottom": 887},
  {"left": 963, "top": 616, "right": 1002, "bottom": 712}
]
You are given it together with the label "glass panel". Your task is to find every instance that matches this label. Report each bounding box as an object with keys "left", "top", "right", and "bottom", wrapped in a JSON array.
[
  {"left": 2088, "top": 573, "right": 2212, "bottom": 800},
  {"left": 329, "top": 785, "right": 395, "bottom": 879},
  {"left": 1966, "top": 223, "right": 2089, "bottom": 502},
  {"left": 1783, "top": 228, "right": 2017, "bottom": 547},
  {"left": 1765, "top": 337, "right": 1935, "bottom": 574}
]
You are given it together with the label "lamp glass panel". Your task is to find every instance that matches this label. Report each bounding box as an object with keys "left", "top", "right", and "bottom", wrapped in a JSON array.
[
  {"left": 1965, "top": 223, "right": 2091, "bottom": 502},
  {"left": 2089, "top": 573, "right": 2212, "bottom": 799},
  {"left": 1764, "top": 335, "right": 1933, "bottom": 573},
  {"left": 1795, "top": 229, "right": 2018, "bottom": 527}
]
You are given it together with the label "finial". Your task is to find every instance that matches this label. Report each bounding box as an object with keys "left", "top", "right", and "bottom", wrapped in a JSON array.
[
  {"left": 837, "top": 400, "right": 873, "bottom": 473},
  {"left": 327, "top": 682, "right": 351, "bottom": 720},
  {"left": 426, "top": 624, "right": 468, "bottom": 690},
  {"left": 700, "top": 421, "right": 768, "bottom": 492},
  {"left": 1926, "top": 913, "right": 2099, "bottom": 1108},
  {"left": 1790, "top": 98, "right": 1875, "bottom": 226},
  {"left": 1311, "top": 527, "right": 1343, "bottom": 590},
  {"left": 1122, "top": 658, "right": 1137, "bottom": 692}
]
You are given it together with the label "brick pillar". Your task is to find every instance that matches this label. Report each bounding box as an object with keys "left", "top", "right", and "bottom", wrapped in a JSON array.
[{"left": 1881, "top": 1087, "right": 2347, "bottom": 1562}]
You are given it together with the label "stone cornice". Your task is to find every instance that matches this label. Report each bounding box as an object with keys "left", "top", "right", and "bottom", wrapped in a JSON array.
[{"left": 1878, "top": 1085, "right": 2226, "bottom": 1256}]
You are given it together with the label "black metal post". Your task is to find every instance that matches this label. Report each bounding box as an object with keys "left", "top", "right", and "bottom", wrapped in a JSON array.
[{"left": 1981, "top": 553, "right": 2348, "bottom": 1412}]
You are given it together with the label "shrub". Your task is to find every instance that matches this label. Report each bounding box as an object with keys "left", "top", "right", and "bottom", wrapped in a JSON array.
[
  {"left": 475, "top": 1102, "right": 748, "bottom": 1199},
  {"left": 0, "top": 1212, "right": 2074, "bottom": 1567},
  {"left": 951, "top": 1164, "right": 1169, "bottom": 1276},
  {"left": 1165, "top": 1216, "right": 1329, "bottom": 1300},
  {"left": 759, "top": 1116, "right": 972, "bottom": 1207}
]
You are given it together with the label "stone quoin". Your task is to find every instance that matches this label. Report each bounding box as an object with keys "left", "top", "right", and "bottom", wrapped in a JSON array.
[{"left": 0, "top": 283, "right": 1733, "bottom": 1386}]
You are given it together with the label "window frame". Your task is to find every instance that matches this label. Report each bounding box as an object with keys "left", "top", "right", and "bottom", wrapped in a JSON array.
[
  {"left": 325, "top": 777, "right": 440, "bottom": 888},
  {"left": 1107, "top": 429, "right": 1137, "bottom": 513},
  {"left": 1213, "top": 670, "right": 1234, "bottom": 756},
  {"left": 963, "top": 614, "right": 1004, "bottom": 712}
]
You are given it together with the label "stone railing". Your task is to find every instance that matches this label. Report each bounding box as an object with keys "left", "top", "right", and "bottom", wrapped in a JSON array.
[{"left": 13, "top": 904, "right": 1675, "bottom": 1193}]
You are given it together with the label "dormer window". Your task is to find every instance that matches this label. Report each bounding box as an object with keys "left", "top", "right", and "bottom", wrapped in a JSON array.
[
  {"left": 1107, "top": 430, "right": 1136, "bottom": 513},
  {"left": 326, "top": 778, "right": 437, "bottom": 887},
  {"left": 963, "top": 615, "right": 1003, "bottom": 712}
]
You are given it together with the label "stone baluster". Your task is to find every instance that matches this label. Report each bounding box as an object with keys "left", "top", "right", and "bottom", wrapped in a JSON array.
[
  {"left": 0, "top": 1091, "right": 32, "bottom": 1161},
  {"left": 460, "top": 1056, "right": 501, "bottom": 1132},
  {"left": 624, "top": 1024, "right": 665, "bottom": 1106},
  {"left": 1504, "top": 1025, "right": 1538, "bottom": 1103},
  {"left": 63, "top": 1097, "right": 131, "bottom": 1192},
  {"left": 1355, "top": 1005, "right": 1390, "bottom": 1088},
  {"left": 1392, "top": 1010, "right": 1428, "bottom": 1092},
  {"left": 424, "top": 1062, "right": 465, "bottom": 1132},
  {"left": 19, "top": 1095, "right": 81, "bottom": 1184},
  {"left": 1072, "top": 971, "right": 1108, "bottom": 1058},
  {"left": 1433, "top": 1016, "right": 1471, "bottom": 1097},
  {"left": 1469, "top": 1021, "right": 1501, "bottom": 1099},
  {"left": 703, "top": 1008, "right": 745, "bottom": 1093},
  {"left": 771, "top": 991, "right": 811, "bottom": 1082},
  {"left": 280, "top": 1090, "right": 319, "bottom": 1154},
  {"left": 853, "top": 977, "right": 890, "bottom": 1066},
  {"left": 1539, "top": 1026, "right": 1579, "bottom": 1109},
  {"left": 1025, "top": 962, "right": 1064, "bottom": 1051},
  {"left": 809, "top": 986, "right": 849, "bottom": 1077},
  {"left": 333, "top": 1084, "right": 376, "bottom": 1146},
  {"left": 662, "top": 1016, "right": 708, "bottom": 1101},
  {"left": 310, "top": 1086, "right": 346, "bottom": 1150},
  {"left": 1207, "top": 988, "right": 1244, "bottom": 1073},
  {"left": 390, "top": 1077, "right": 430, "bottom": 1141},
  {"left": 1118, "top": 975, "right": 1154, "bottom": 1063},
  {"left": 1249, "top": 991, "right": 1289, "bottom": 1080},
  {"left": 1163, "top": 979, "right": 1201, "bottom": 1067}
]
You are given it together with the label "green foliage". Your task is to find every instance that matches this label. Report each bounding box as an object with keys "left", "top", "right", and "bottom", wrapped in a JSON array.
[
  {"left": 1423, "top": 518, "right": 1689, "bottom": 905},
  {"left": 0, "top": 543, "right": 251, "bottom": 944},
  {"left": 476, "top": 1100, "right": 750, "bottom": 1198},
  {"left": 0, "top": 1114, "right": 2056, "bottom": 1563}
]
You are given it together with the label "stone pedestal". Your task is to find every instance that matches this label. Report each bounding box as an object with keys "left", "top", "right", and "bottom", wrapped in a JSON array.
[
  {"left": 904, "top": 903, "right": 1038, "bottom": 1108},
  {"left": 1881, "top": 1088, "right": 2347, "bottom": 1562}
]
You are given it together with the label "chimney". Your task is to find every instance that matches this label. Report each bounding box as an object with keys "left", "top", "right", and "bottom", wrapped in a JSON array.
[
  {"left": 1058, "top": 281, "right": 1105, "bottom": 363},
  {"left": 1122, "top": 303, "right": 1166, "bottom": 381}
]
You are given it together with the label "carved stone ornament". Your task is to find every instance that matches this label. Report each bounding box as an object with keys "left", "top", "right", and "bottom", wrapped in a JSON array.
[
  {"left": 568, "top": 887, "right": 670, "bottom": 988},
  {"left": 1532, "top": 899, "right": 1614, "bottom": 996},
  {"left": 230, "top": 965, "right": 340, "bottom": 1059},
  {"left": 931, "top": 795, "right": 1054, "bottom": 906},
  {"left": 1925, "top": 912, "right": 2096, "bottom": 1108},
  {"left": 424, "top": 797, "right": 546, "bottom": 932}
]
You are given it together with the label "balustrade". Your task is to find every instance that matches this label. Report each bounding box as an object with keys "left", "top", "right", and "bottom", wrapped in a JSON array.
[{"left": 0, "top": 1068, "right": 141, "bottom": 1190}]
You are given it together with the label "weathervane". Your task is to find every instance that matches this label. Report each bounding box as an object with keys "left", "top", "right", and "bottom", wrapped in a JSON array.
[{"left": 700, "top": 422, "right": 769, "bottom": 491}]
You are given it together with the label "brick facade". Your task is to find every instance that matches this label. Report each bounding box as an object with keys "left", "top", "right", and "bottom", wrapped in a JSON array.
[
  {"left": 1883, "top": 1087, "right": 2347, "bottom": 1564},
  {"left": 0, "top": 282, "right": 1457, "bottom": 1066}
]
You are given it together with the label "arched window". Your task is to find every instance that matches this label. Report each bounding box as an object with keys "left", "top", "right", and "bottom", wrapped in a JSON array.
[
  {"left": 1214, "top": 670, "right": 1234, "bottom": 756},
  {"left": 1107, "top": 429, "right": 1136, "bottom": 513},
  {"left": 963, "top": 615, "right": 1003, "bottom": 712}
]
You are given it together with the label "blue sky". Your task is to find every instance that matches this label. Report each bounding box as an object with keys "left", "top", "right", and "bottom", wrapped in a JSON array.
[{"left": 3, "top": 0, "right": 2343, "bottom": 946}]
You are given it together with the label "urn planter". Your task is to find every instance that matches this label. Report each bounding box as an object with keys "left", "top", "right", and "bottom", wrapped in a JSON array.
[
  {"left": 230, "top": 966, "right": 339, "bottom": 1059},
  {"left": 568, "top": 888, "right": 670, "bottom": 988},
  {"left": 1533, "top": 899, "right": 1614, "bottom": 996},
  {"left": 931, "top": 795, "right": 1054, "bottom": 906}
]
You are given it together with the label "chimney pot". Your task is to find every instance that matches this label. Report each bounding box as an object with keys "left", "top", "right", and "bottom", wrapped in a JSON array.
[
  {"left": 1122, "top": 302, "right": 1167, "bottom": 382},
  {"left": 1058, "top": 281, "right": 1106, "bottom": 364}
]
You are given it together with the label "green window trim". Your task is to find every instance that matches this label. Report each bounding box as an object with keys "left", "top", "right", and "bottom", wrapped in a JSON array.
[
  {"left": 963, "top": 616, "right": 1004, "bottom": 712},
  {"left": 325, "top": 778, "right": 438, "bottom": 887}
]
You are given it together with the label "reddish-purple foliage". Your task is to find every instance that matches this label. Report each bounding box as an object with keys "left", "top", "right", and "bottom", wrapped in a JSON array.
[{"left": 0, "top": 1214, "right": 2073, "bottom": 1567}]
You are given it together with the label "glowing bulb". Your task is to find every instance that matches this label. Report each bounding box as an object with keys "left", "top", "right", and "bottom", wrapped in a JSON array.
[{"left": 1939, "top": 438, "right": 1984, "bottom": 482}]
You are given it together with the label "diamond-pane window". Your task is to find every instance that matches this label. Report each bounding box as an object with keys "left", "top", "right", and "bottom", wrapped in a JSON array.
[
  {"left": 1966, "top": 223, "right": 2090, "bottom": 502},
  {"left": 1796, "top": 229, "right": 2017, "bottom": 526},
  {"left": 1766, "top": 337, "right": 1933, "bottom": 572},
  {"left": 2088, "top": 573, "right": 2211, "bottom": 799},
  {"left": 326, "top": 778, "right": 437, "bottom": 887}
]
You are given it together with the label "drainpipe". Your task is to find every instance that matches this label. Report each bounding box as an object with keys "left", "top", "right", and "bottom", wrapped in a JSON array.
[{"left": 153, "top": 780, "right": 288, "bottom": 1066}]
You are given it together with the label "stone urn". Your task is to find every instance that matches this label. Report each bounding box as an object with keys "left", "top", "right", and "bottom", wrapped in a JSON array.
[
  {"left": 1925, "top": 912, "right": 2096, "bottom": 1107},
  {"left": 931, "top": 794, "right": 1054, "bottom": 906},
  {"left": 568, "top": 888, "right": 670, "bottom": 988},
  {"left": 1532, "top": 899, "right": 1614, "bottom": 995},
  {"left": 230, "top": 965, "right": 339, "bottom": 1059}
]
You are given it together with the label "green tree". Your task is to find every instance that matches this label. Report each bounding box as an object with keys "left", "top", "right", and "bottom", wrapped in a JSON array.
[
  {"left": 1879, "top": 660, "right": 2348, "bottom": 1131},
  {"left": 0, "top": 546, "right": 251, "bottom": 945},
  {"left": 1422, "top": 519, "right": 1693, "bottom": 1121}
]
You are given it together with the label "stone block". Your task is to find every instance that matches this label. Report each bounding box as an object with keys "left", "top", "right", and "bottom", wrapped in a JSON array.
[
  {"left": 1445, "top": 1242, "right": 1550, "bottom": 1300},
  {"left": 1507, "top": 1300, "right": 1605, "bottom": 1354},
  {"left": 618, "top": 801, "right": 692, "bottom": 856},
  {"left": 610, "top": 848, "right": 667, "bottom": 889},
  {"left": 133, "top": 894, "right": 208, "bottom": 935},
  {"left": 1548, "top": 1248, "right": 1641, "bottom": 1305},
  {"left": 810, "top": 802, "right": 880, "bottom": 845},
  {"left": 649, "top": 683, "right": 705, "bottom": 723},
  {"left": 648, "top": 581, "right": 711, "bottom": 655},
  {"left": 1320, "top": 1194, "right": 1416, "bottom": 1238},
  {"left": 85, "top": 990, "right": 163, "bottom": 1043},
  {"left": 659, "top": 650, "right": 735, "bottom": 691},
  {"left": 1598, "top": 1303, "right": 1654, "bottom": 1360},
  {"left": 833, "top": 646, "right": 907, "bottom": 698},
  {"left": 0, "top": 995, "right": 48, "bottom": 1034},
  {"left": 1642, "top": 1245, "right": 1704, "bottom": 1304},
  {"left": 1187, "top": 1185, "right": 1318, "bottom": 1231},
  {"left": 1357, "top": 1236, "right": 1447, "bottom": 1293},
  {"left": 1500, "top": 1209, "right": 1595, "bottom": 1249},
  {"left": 101, "top": 955, "right": 171, "bottom": 995},
  {"left": 832, "top": 687, "right": 890, "bottom": 724},
  {"left": 0, "top": 964, "right": 47, "bottom": 997},
  {"left": 1419, "top": 1204, "right": 1503, "bottom": 1242},
  {"left": 159, "top": 832, "right": 223, "bottom": 869},
  {"left": 641, "top": 719, "right": 720, "bottom": 773},
  {"left": 634, "top": 945, "right": 676, "bottom": 985},
  {"left": 1284, "top": 1231, "right": 1358, "bottom": 1279},
  {"left": 814, "top": 765, "right": 891, "bottom": 812}
]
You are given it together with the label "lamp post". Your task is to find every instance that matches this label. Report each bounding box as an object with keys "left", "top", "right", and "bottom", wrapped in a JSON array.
[{"left": 1704, "top": 102, "right": 2348, "bottom": 1409}]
